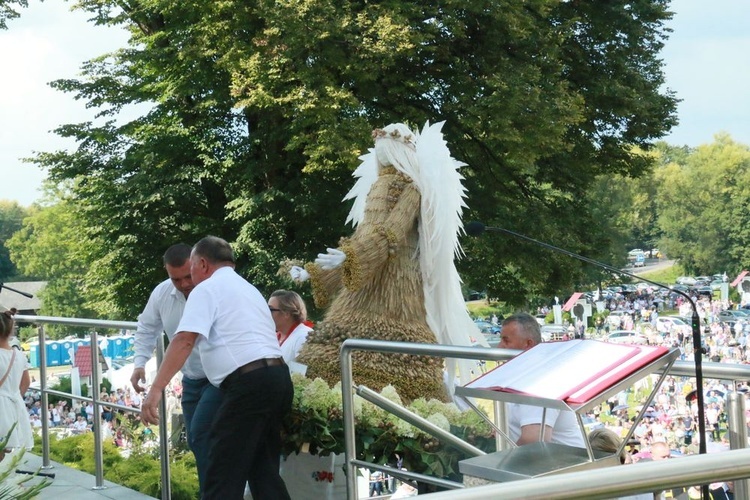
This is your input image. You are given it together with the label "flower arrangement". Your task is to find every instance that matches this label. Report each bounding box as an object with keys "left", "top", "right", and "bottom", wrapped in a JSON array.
[
  {"left": 0, "top": 425, "right": 50, "bottom": 500},
  {"left": 281, "top": 374, "right": 495, "bottom": 480}
]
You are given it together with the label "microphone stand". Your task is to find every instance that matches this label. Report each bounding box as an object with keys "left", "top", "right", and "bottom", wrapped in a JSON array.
[{"left": 469, "top": 223, "right": 709, "bottom": 499}]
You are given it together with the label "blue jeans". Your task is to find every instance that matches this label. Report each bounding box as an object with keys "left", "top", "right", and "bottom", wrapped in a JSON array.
[{"left": 181, "top": 376, "right": 223, "bottom": 495}]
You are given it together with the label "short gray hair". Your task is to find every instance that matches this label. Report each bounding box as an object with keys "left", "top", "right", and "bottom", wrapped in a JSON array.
[
  {"left": 192, "top": 236, "right": 235, "bottom": 264},
  {"left": 502, "top": 312, "right": 542, "bottom": 345}
]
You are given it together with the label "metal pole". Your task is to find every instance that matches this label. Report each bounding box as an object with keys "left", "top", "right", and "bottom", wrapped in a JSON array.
[
  {"left": 494, "top": 401, "right": 509, "bottom": 451},
  {"left": 727, "top": 392, "right": 749, "bottom": 500},
  {"left": 156, "top": 334, "right": 171, "bottom": 500},
  {"left": 37, "top": 324, "right": 52, "bottom": 469},
  {"left": 89, "top": 330, "right": 106, "bottom": 490},
  {"left": 341, "top": 345, "right": 358, "bottom": 499}
]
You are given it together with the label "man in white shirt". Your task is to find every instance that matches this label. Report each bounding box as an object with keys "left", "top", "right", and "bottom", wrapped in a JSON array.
[
  {"left": 141, "top": 236, "right": 293, "bottom": 499},
  {"left": 499, "top": 313, "right": 585, "bottom": 448},
  {"left": 131, "top": 243, "right": 223, "bottom": 496}
]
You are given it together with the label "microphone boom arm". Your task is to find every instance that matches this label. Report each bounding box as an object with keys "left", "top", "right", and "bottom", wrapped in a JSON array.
[{"left": 0, "top": 283, "right": 34, "bottom": 299}]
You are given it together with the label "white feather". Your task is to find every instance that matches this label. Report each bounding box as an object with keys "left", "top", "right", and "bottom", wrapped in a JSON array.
[
  {"left": 415, "top": 121, "right": 486, "bottom": 388},
  {"left": 344, "top": 148, "right": 379, "bottom": 227}
]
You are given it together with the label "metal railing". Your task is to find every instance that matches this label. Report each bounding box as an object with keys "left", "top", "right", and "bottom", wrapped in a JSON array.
[
  {"left": 16, "top": 315, "right": 750, "bottom": 500},
  {"left": 16, "top": 314, "right": 171, "bottom": 499},
  {"left": 340, "top": 339, "right": 750, "bottom": 500}
]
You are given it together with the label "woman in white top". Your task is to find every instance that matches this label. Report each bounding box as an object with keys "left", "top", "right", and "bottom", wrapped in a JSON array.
[
  {"left": 268, "top": 290, "right": 312, "bottom": 364},
  {"left": 0, "top": 308, "right": 34, "bottom": 457}
]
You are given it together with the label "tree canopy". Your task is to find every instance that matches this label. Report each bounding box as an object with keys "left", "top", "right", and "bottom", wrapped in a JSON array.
[
  {"left": 655, "top": 134, "right": 750, "bottom": 276},
  {"left": 0, "top": 200, "right": 27, "bottom": 281},
  {"left": 6, "top": 0, "right": 678, "bottom": 317}
]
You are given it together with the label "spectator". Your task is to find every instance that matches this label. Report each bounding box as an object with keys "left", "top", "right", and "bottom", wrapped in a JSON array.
[
  {"left": 0, "top": 308, "right": 33, "bottom": 457},
  {"left": 268, "top": 289, "right": 313, "bottom": 366}
]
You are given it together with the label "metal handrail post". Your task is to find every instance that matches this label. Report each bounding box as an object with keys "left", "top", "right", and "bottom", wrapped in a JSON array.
[
  {"left": 156, "top": 333, "right": 171, "bottom": 500},
  {"left": 340, "top": 340, "right": 518, "bottom": 500},
  {"left": 341, "top": 342, "right": 357, "bottom": 500},
  {"left": 37, "top": 324, "right": 52, "bottom": 468},
  {"left": 727, "top": 392, "right": 749, "bottom": 500},
  {"left": 494, "top": 401, "right": 509, "bottom": 450},
  {"left": 89, "top": 330, "right": 106, "bottom": 489}
]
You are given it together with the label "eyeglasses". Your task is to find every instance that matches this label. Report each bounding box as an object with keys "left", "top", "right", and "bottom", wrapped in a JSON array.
[{"left": 268, "top": 307, "right": 282, "bottom": 313}]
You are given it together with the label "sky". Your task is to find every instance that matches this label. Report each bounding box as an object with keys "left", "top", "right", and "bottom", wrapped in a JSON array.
[{"left": 1, "top": 0, "right": 749, "bottom": 207}]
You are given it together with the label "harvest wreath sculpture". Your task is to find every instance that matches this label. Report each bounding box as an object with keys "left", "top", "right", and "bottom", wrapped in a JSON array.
[{"left": 281, "top": 122, "right": 494, "bottom": 490}]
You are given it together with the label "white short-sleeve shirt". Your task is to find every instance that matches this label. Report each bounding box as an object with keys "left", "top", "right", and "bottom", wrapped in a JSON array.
[
  {"left": 279, "top": 323, "right": 313, "bottom": 364},
  {"left": 507, "top": 403, "right": 585, "bottom": 448},
  {"left": 177, "top": 267, "right": 282, "bottom": 387}
]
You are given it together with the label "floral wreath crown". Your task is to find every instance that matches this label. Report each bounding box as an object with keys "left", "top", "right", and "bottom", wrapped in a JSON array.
[{"left": 371, "top": 128, "right": 417, "bottom": 149}]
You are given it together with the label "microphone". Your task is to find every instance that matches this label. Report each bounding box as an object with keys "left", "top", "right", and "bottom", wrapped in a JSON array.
[
  {"left": 464, "top": 221, "right": 486, "bottom": 237},
  {"left": 466, "top": 221, "right": 709, "bottom": 461}
]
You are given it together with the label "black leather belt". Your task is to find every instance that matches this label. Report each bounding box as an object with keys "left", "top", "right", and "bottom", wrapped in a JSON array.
[{"left": 220, "top": 357, "right": 285, "bottom": 389}]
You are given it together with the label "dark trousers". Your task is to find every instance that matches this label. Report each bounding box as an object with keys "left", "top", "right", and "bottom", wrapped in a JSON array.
[
  {"left": 202, "top": 364, "right": 293, "bottom": 500},
  {"left": 181, "top": 376, "right": 223, "bottom": 496}
]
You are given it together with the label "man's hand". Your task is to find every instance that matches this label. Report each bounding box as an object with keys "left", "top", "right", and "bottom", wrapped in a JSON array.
[
  {"left": 290, "top": 265, "right": 310, "bottom": 283},
  {"left": 131, "top": 367, "right": 147, "bottom": 393},
  {"left": 315, "top": 248, "right": 346, "bottom": 270},
  {"left": 141, "top": 389, "right": 162, "bottom": 425}
]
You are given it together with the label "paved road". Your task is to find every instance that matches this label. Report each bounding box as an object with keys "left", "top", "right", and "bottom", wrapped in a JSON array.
[{"left": 630, "top": 259, "right": 676, "bottom": 276}]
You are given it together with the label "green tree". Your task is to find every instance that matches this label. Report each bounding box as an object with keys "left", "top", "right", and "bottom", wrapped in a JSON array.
[
  {"left": 0, "top": 200, "right": 27, "bottom": 281},
  {"left": 655, "top": 133, "right": 750, "bottom": 275},
  {"left": 6, "top": 194, "right": 103, "bottom": 336},
  {"left": 0, "top": 0, "right": 26, "bottom": 30},
  {"left": 20, "top": 0, "right": 676, "bottom": 314}
]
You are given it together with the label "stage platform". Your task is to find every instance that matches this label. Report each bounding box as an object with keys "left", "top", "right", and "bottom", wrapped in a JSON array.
[{"left": 19, "top": 453, "right": 156, "bottom": 499}]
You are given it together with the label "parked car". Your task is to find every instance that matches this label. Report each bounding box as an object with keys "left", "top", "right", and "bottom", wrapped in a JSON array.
[
  {"left": 676, "top": 276, "right": 697, "bottom": 286},
  {"left": 656, "top": 316, "right": 691, "bottom": 336},
  {"left": 606, "top": 330, "right": 649, "bottom": 345},
  {"left": 718, "top": 310, "right": 750, "bottom": 323},
  {"left": 541, "top": 324, "right": 567, "bottom": 342},
  {"left": 710, "top": 280, "right": 724, "bottom": 291},
  {"left": 474, "top": 320, "right": 501, "bottom": 335}
]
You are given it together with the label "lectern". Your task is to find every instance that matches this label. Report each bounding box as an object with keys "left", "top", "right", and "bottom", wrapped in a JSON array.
[{"left": 454, "top": 340, "right": 680, "bottom": 483}]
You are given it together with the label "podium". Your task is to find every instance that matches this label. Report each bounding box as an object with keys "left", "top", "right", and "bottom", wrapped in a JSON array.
[{"left": 454, "top": 341, "right": 680, "bottom": 483}]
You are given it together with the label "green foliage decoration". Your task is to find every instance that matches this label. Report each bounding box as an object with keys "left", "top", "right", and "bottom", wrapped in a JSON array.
[
  {"left": 282, "top": 374, "right": 495, "bottom": 481},
  {"left": 40, "top": 426, "right": 199, "bottom": 499}
]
